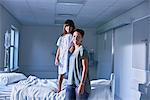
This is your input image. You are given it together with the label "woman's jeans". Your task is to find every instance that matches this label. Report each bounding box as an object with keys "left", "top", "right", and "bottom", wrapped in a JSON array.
[{"left": 65, "top": 85, "right": 89, "bottom": 100}]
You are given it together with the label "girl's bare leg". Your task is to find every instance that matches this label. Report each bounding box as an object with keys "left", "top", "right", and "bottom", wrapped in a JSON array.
[{"left": 58, "top": 74, "right": 64, "bottom": 93}]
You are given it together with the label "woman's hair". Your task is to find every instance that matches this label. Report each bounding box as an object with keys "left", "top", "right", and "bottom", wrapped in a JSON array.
[
  {"left": 74, "top": 28, "right": 85, "bottom": 37},
  {"left": 62, "top": 19, "right": 75, "bottom": 36}
]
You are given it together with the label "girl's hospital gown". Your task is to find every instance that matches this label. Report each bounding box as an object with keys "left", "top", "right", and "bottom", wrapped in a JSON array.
[{"left": 56, "top": 34, "right": 73, "bottom": 75}]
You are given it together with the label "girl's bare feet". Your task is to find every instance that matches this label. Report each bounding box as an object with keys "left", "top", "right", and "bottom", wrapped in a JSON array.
[{"left": 57, "top": 89, "right": 61, "bottom": 93}]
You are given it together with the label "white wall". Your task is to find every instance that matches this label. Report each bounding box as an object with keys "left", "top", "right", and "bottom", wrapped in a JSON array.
[
  {"left": 114, "top": 25, "right": 133, "bottom": 100},
  {"left": 96, "top": 0, "right": 150, "bottom": 100},
  {"left": 20, "top": 26, "right": 61, "bottom": 78},
  {"left": 97, "top": 30, "right": 113, "bottom": 79},
  {"left": 0, "top": 4, "right": 21, "bottom": 68},
  {"left": 83, "top": 28, "right": 98, "bottom": 80},
  {"left": 20, "top": 26, "right": 97, "bottom": 79}
]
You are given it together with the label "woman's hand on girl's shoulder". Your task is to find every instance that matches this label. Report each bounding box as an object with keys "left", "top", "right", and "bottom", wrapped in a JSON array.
[{"left": 69, "top": 45, "right": 75, "bottom": 53}]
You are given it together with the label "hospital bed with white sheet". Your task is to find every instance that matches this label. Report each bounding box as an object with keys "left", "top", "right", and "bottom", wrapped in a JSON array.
[
  {"left": 0, "top": 72, "right": 27, "bottom": 100},
  {"left": 0, "top": 72, "right": 115, "bottom": 100}
]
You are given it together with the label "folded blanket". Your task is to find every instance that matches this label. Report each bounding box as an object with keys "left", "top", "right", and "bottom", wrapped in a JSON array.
[{"left": 0, "top": 73, "right": 27, "bottom": 85}]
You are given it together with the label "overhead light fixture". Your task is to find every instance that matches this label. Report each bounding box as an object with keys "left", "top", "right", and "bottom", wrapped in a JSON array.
[
  {"left": 57, "top": 0, "right": 86, "bottom": 4},
  {"left": 56, "top": 14, "right": 76, "bottom": 17},
  {"left": 56, "top": 3, "right": 83, "bottom": 15},
  {"left": 55, "top": 19, "right": 65, "bottom": 25}
]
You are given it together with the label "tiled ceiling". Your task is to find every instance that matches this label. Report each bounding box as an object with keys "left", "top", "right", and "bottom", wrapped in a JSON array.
[{"left": 0, "top": 0, "right": 145, "bottom": 27}]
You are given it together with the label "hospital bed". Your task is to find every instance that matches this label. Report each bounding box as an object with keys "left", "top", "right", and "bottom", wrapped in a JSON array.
[{"left": 0, "top": 72, "right": 115, "bottom": 100}]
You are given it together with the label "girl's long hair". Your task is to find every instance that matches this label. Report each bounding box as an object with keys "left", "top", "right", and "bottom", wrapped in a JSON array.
[{"left": 61, "top": 19, "right": 75, "bottom": 36}]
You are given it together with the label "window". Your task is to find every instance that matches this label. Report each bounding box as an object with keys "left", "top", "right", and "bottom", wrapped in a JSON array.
[
  {"left": 4, "top": 25, "right": 19, "bottom": 71},
  {"left": 10, "top": 28, "right": 15, "bottom": 70}
]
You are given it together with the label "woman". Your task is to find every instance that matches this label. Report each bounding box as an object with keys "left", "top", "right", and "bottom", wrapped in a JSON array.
[{"left": 66, "top": 29, "right": 91, "bottom": 100}]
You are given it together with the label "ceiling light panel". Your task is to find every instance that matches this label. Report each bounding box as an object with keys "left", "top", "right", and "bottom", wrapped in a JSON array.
[
  {"left": 55, "top": 14, "right": 76, "bottom": 24},
  {"left": 56, "top": 14, "right": 76, "bottom": 19},
  {"left": 55, "top": 19, "right": 65, "bottom": 25},
  {"left": 57, "top": 0, "right": 86, "bottom": 4},
  {"left": 56, "top": 3, "right": 83, "bottom": 15}
]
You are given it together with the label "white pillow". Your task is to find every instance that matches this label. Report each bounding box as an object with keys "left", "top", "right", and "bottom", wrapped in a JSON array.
[{"left": 0, "top": 72, "right": 27, "bottom": 85}]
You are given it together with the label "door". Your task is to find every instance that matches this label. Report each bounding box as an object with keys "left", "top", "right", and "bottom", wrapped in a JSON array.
[{"left": 133, "top": 16, "right": 150, "bottom": 99}]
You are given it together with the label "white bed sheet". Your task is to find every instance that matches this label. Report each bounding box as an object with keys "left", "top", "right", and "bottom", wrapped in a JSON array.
[
  {"left": 0, "top": 83, "right": 17, "bottom": 100},
  {"left": 10, "top": 76, "right": 67, "bottom": 100},
  {"left": 0, "top": 74, "right": 115, "bottom": 100}
]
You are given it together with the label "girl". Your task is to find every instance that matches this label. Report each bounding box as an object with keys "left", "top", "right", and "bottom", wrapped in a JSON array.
[{"left": 55, "top": 19, "right": 75, "bottom": 93}]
